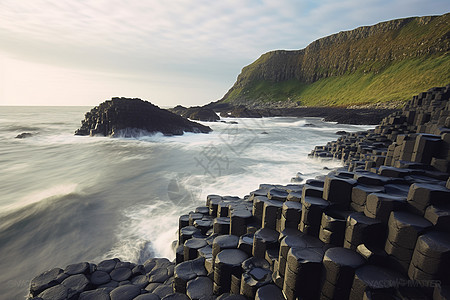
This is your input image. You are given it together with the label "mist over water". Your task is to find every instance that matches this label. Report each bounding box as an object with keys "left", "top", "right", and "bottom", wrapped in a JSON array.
[{"left": 0, "top": 106, "right": 373, "bottom": 299}]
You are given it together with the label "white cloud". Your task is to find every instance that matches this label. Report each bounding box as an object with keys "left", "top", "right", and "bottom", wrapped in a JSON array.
[{"left": 0, "top": 0, "right": 448, "bottom": 105}]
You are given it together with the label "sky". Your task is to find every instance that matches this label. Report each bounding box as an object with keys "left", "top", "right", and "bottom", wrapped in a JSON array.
[{"left": 0, "top": 1, "right": 448, "bottom": 107}]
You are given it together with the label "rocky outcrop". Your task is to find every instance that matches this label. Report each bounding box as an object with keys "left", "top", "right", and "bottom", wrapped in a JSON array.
[
  {"left": 75, "top": 98, "right": 212, "bottom": 137},
  {"left": 170, "top": 106, "right": 220, "bottom": 122},
  {"left": 29, "top": 86, "right": 450, "bottom": 299},
  {"left": 217, "top": 13, "right": 450, "bottom": 106}
]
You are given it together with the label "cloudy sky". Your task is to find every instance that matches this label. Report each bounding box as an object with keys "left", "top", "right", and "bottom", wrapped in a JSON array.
[{"left": 0, "top": 1, "right": 448, "bottom": 107}]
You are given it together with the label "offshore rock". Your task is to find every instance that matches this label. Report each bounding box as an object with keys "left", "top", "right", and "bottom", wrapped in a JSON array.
[{"left": 75, "top": 98, "right": 212, "bottom": 137}]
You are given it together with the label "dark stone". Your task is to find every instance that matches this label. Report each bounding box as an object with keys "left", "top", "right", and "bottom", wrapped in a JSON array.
[
  {"left": 110, "top": 284, "right": 141, "bottom": 300},
  {"left": 153, "top": 284, "right": 174, "bottom": 299},
  {"left": 161, "top": 293, "right": 190, "bottom": 299},
  {"left": 15, "top": 132, "right": 33, "bottom": 138},
  {"left": 174, "top": 257, "right": 207, "bottom": 293},
  {"left": 253, "top": 228, "right": 279, "bottom": 258},
  {"left": 240, "top": 257, "right": 272, "bottom": 298},
  {"left": 90, "top": 271, "right": 111, "bottom": 285},
  {"left": 97, "top": 259, "right": 117, "bottom": 273},
  {"left": 148, "top": 267, "right": 170, "bottom": 284},
  {"left": 322, "top": 247, "right": 366, "bottom": 298},
  {"left": 110, "top": 268, "right": 132, "bottom": 282},
  {"left": 387, "top": 211, "right": 432, "bottom": 249},
  {"left": 424, "top": 205, "right": 450, "bottom": 232},
  {"left": 255, "top": 284, "right": 285, "bottom": 300},
  {"left": 134, "top": 294, "right": 160, "bottom": 300},
  {"left": 323, "top": 175, "right": 356, "bottom": 205},
  {"left": 186, "top": 276, "right": 213, "bottom": 299},
  {"left": 171, "top": 106, "right": 220, "bottom": 122},
  {"left": 364, "top": 193, "right": 406, "bottom": 223},
  {"left": 213, "top": 217, "right": 231, "bottom": 235},
  {"left": 345, "top": 212, "right": 384, "bottom": 249},
  {"left": 130, "top": 275, "right": 148, "bottom": 289},
  {"left": 212, "top": 235, "right": 239, "bottom": 258},
  {"left": 30, "top": 268, "right": 64, "bottom": 296},
  {"left": 75, "top": 98, "right": 211, "bottom": 136},
  {"left": 184, "top": 237, "right": 207, "bottom": 261},
  {"left": 37, "top": 284, "right": 68, "bottom": 300},
  {"left": 61, "top": 274, "right": 90, "bottom": 298},
  {"left": 79, "top": 289, "right": 111, "bottom": 300},
  {"left": 267, "top": 188, "right": 289, "bottom": 201},
  {"left": 350, "top": 265, "right": 406, "bottom": 300}
]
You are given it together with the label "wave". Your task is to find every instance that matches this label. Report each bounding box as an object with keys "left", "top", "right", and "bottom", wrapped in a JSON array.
[
  {"left": 1, "top": 125, "right": 41, "bottom": 132},
  {"left": 1, "top": 184, "right": 78, "bottom": 214}
]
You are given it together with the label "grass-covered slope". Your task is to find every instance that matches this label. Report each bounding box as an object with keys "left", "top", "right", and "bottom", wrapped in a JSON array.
[{"left": 220, "top": 13, "right": 450, "bottom": 107}]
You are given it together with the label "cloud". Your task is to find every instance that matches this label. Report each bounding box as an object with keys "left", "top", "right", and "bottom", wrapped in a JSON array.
[{"left": 0, "top": 0, "right": 448, "bottom": 105}]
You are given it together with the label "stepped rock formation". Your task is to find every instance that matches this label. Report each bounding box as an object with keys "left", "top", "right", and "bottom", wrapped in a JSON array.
[
  {"left": 215, "top": 13, "right": 450, "bottom": 107},
  {"left": 29, "top": 86, "right": 449, "bottom": 299},
  {"left": 75, "top": 98, "right": 211, "bottom": 137}
]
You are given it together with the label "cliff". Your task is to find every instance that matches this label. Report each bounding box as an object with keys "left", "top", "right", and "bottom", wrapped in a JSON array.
[{"left": 218, "top": 13, "right": 450, "bottom": 107}]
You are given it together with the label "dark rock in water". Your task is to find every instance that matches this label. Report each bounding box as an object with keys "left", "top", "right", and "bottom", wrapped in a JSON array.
[
  {"left": 170, "top": 105, "right": 220, "bottom": 122},
  {"left": 64, "top": 262, "right": 90, "bottom": 275},
  {"left": 336, "top": 131, "right": 348, "bottom": 135},
  {"left": 75, "top": 98, "right": 212, "bottom": 137},
  {"left": 221, "top": 106, "right": 263, "bottom": 118},
  {"left": 261, "top": 131, "right": 269, "bottom": 134},
  {"left": 15, "top": 132, "right": 33, "bottom": 138},
  {"left": 30, "top": 268, "right": 64, "bottom": 296}
]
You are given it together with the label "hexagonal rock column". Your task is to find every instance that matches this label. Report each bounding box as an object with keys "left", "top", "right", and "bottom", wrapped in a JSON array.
[
  {"left": 212, "top": 235, "right": 239, "bottom": 264},
  {"left": 322, "top": 175, "right": 356, "bottom": 209},
  {"left": 252, "top": 228, "right": 279, "bottom": 259},
  {"left": 300, "top": 196, "right": 330, "bottom": 237},
  {"left": 252, "top": 196, "right": 269, "bottom": 227},
  {"left": 409, "top": 231, "right": 450, "bottom": 285},
  {"left": 280, "top": 201, "right": 302, "bottom": 231},
  {"left": 240, "top": 257, "right": 272, "bottom": 298},
  {"left": 262, "top": 199, "right": 283, "bottom": 230},
  {"left": 320, "top": 247, "right": 366, "bottom": 300},
  {"left": 319, "top": 210, "right": 349, "bottom": 246},
  {"left": 214, "top": 249, "right": 249, "bottom": 295},
  {"left": 406, "top": 183, "right": 450, "bottom": 216},
  {"left": 277, "top": 234, "right": 307, "bottom": 288},
  {"left": 255, "top": 284, "right": 285, "bottom": 300},
  {"left": 364, "top": 193, "right": 406, "bottom": 223},
  {"left": 230, "top": 209, "right": 252, "bottom": 236},
  {"left": 351, "top": 184, "right": 385, "bottom": 212},
  {"left": 284, "top": 247, "right": 323, "bottom": 300},
  {"left": 349, "top": 265, "right": 406, "bottom": 300},
  {"left": 184, "top": 238, "right": 207, "bottom": 261},
  {"left": 385, "top": 211, "right": 432, "bottom": 273},
  {"left": 344, "top": 212, "right": 384, "bottom": 250},
  {"left": 174, "top": 257, "right": 207, "bottom": 294}
]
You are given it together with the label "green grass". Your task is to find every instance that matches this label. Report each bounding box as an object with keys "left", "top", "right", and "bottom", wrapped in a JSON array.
[{"left": 225, "top": 54, "right": 450, "bottom": 107}]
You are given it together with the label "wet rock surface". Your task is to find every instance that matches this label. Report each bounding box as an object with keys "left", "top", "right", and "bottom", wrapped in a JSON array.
[
  {"left": 75, "top": 98, "right": 212, "bottom": 137},
  {"left": 30, "top": 86, "right": 450, "bottom": 299}
]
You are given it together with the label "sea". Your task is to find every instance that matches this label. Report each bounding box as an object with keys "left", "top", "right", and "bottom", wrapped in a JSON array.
[{"left": 0, "top": 106, "right": 374, "bottom": 299}]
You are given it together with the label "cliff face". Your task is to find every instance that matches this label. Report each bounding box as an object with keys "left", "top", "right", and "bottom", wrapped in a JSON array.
[{"left": 220, "top": 13, "right": 450, "bottom": 106}]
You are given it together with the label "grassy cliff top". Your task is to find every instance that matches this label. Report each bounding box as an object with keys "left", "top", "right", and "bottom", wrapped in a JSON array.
[{"left": 220, "top": 13, "right": 450, "bottom": 107}]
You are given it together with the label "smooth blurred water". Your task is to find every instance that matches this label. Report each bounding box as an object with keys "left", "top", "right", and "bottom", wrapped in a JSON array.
[{"left": 0, "top": 106, "right": 373, "bottom": 299}]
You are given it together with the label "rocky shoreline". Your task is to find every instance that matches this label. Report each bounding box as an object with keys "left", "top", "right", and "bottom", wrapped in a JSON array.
[{"left": 28, "top": 85, "right": 449, "bottom": 300}]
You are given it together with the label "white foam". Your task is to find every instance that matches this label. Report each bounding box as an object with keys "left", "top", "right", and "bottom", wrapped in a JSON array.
[{"left": 1, "top": 183, "right": 78, "bottom": 213}]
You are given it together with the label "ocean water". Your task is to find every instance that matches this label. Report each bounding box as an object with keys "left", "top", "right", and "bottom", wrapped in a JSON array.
[{"left": 0, "top": 106, "right": 373, "bottom": 299}]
